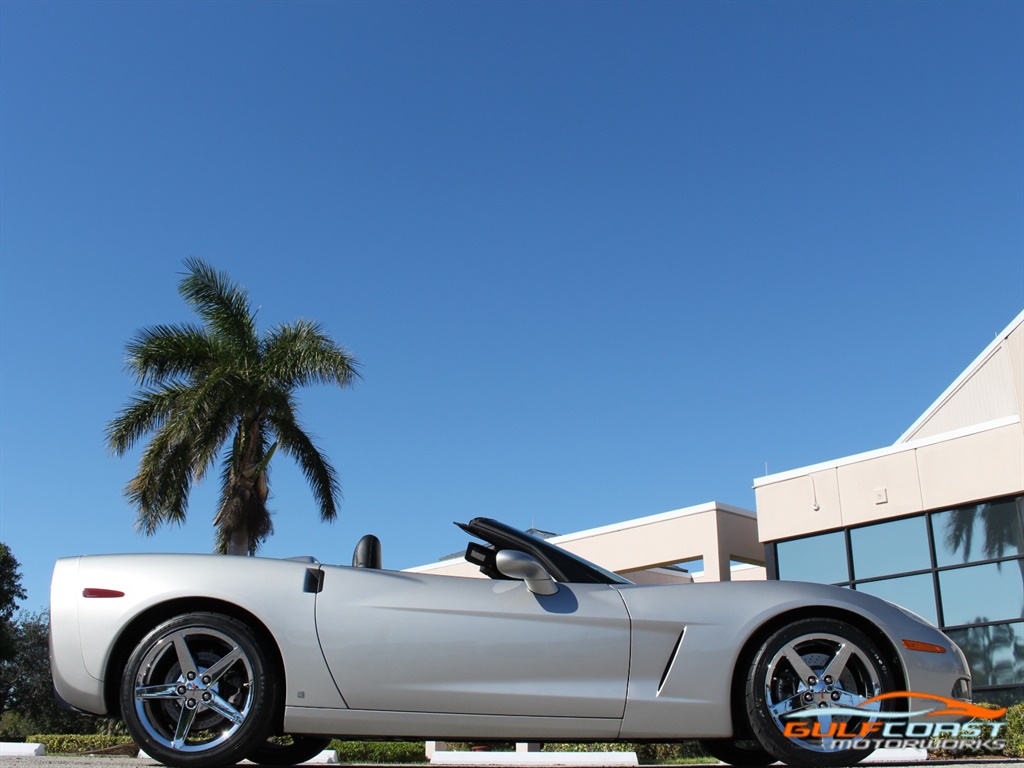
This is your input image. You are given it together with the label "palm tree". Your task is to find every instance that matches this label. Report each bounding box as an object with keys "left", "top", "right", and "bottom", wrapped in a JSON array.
[{"left": 107, "top": 259, "right": 360, "bottom": 555}]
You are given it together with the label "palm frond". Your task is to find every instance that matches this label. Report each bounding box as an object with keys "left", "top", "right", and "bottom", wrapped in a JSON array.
[
  {"left": 269, "top": 405, "right": 339, "bottom": 523},
  {"left": 124, "top": 323, "right": 215, "bottom": 387},
  {"left": 129, "top": 438, "right": 194, "bottom": 535},
  {"left": 106, "top": 385, "right": 190, "bottom": 455},
  {"left": 179, "top": 258, "right": 258, "bottom": 353},
  {"left": 262, "top": 320, "right": 361, "bottom": 389}
]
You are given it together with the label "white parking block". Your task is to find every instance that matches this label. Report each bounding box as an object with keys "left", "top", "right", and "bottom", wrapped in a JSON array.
[{"left": 0, "top": 743, "right": 46, "bottom": 756}]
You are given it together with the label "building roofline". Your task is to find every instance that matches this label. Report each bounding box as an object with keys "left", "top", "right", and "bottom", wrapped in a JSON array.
[
  {"left": 546, "top": 501, "right": 755, "bottom": 547},
  {"left": 753, "top": 414, "right": 1020, "bottom": 488},
  {"left": 407, "top": 501, "right": 756, "bottom": 574},
  {"left": 896, "top": 309, "right": 1024, "bottom": 444}
]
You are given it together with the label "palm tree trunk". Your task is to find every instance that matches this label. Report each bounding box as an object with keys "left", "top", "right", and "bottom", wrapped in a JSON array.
[{"left": 225, "top": 528, "right": 249, "bottom": 556}]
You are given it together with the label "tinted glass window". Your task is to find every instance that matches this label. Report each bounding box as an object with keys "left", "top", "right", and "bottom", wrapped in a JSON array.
[
  {"left": 932, "top": 499, "right": 1024, "bottom": 567},
  {"left": 854, "top": 573, "right": 938, "bottom": 625},
  {"left": 945, "top": 621, "right": 1024, "bottom": 687},
  {"left": 776, "top": 531, "right": 848, "bottom": 584},
  {"left": 939, "top": 562, "right": 1024, "bottom": 627},
  {"left": 850, "top": 517, "right": 930, "bottom": 580}
]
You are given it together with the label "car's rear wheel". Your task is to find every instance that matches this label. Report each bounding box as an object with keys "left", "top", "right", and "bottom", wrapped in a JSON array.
[
  {"left": 745, "top": 618, "right": 896, "bottom": 767},
  {"left": 120, "top": 612, "right": 278, "bottom": 768},
  {"left": 248, "top": 735, "right": 334, "bottom": 765}
]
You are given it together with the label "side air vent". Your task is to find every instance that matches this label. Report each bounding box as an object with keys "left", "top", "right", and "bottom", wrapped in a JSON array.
[
  {"left": 657, "top": 627, "right": 686, "bottom": 696},
  {"left": 304, "top": 568, "right": 324, "bottom": 594}
]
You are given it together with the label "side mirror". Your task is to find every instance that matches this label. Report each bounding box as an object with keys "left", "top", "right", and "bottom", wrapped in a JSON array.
[{"left": 495, "top": 550, "right": 559, "bottom": 596}]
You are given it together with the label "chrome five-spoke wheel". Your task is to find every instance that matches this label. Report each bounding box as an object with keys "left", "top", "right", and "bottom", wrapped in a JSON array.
[
  {"left": 120, "top": 613, "right": 278, "bottom": 768},
  {"left": 745, "top": 618, "right": 896, "bottom": 767}
]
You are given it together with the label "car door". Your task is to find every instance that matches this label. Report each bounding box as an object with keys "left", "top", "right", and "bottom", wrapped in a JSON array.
[{"left": 314, "top": 565, "right": 631, "bottom": 719}]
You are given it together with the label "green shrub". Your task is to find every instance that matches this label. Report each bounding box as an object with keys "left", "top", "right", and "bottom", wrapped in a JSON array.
[
  {"left": 927, "top": 702, "right": 1006, "bottom": 759},
  {"left": 1004, "top": 702, "right": 1024, "bottom": 758},
  {"left": 330, "top": 740, "right": 426, "bottom": 763},
  {"left": 26, "top": 734, "right": 137, "bottom": 755}
]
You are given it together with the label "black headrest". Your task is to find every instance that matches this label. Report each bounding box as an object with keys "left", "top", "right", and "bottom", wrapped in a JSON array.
[{"left": 352, "top": 534, "right": 382, "bottom": 569}]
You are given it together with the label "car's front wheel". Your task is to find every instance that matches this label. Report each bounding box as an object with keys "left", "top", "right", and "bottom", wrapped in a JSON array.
[
  {"left": 120, "top": 612, "right": 278, "bottom": 768},
  {"left": 745, "top": 618, "right": 896, "bottom": 767}
]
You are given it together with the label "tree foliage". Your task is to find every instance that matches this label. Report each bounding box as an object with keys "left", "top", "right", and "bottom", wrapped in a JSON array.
[
  {"left": 0, "top": 611, "right": 98, "bottom": 737},
  {"left": 0, "top": 543, "right": 26, "bottom": 665},
  {"left": 106, "top": 259, "right": 360, "bottom": 554}
]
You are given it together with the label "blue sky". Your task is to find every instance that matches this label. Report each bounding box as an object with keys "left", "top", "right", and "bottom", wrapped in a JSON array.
[{"left": 1, "top": 0, "right": 1021, "bottom": 611}]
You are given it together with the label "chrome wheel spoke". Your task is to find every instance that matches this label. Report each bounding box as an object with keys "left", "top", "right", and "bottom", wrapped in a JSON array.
[
  {"left": 781, "top": 642, "right": 817, "bottom": 682},
  {"left": 205, "top": 691, "right": 246, "bottom": 725},
  {"left": 204, "top": 645, "right": 244, "bottom": 685},
  {"left": 172, "top": 632, "right": 199, "bottom": 680},
  {"left": 171, "top": 702, "right": 199, "bottom": 749},
  {"left": 769, "top": 691, "right": 810, "bottom": 718},
  {"left": 135, "top": 682, "right": 182, "bottom": 700},
  {"left": 821, "top": 642, "right": 853, "bottom": 682},
  {"left": 834, "top": 688, "right": 877, "bottom": 709}
]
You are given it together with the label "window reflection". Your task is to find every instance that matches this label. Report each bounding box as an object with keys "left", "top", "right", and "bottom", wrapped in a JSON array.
[
  {"left": 933, "top": 498, "right": 1024, "bottom": 567},
  {"left": 776, "top": 531, "right": 848, "bottom": 584},
  {"left": 946, "top": 622, "right": 1024, "bottom": 687},
  {"left": 939, "top": 562, "right": 1024, "bottom": 627},
  {"left": 850, "top": 517, "right": 930, "bottom": 580},
  {"left": 854, "top": 573, "right": 938, "bottom": 625}
]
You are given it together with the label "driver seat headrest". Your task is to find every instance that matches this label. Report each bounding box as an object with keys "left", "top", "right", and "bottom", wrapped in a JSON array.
[{"left": 352, "top": 534, "right": 382, "bottom": 569}]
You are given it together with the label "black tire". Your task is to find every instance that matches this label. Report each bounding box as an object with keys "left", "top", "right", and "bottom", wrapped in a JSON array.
[
  {"left": 119, "top": 612, "right": 279, "bottom": 768},
  {"left": 697, "top": 738, "right": 777, "bottom": 766},
  {"left": 745, "top": 618, "right": 896, "bottom": 767},
  {"left": 248, "top": 735, "right": 333, "bottom": 766}
]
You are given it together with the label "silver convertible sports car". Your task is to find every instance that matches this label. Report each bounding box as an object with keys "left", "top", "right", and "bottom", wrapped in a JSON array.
[{"left": 51, "top": 518, "right": 974, "bottom": 768}]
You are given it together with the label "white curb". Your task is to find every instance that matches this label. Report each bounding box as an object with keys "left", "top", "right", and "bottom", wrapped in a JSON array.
[{"left": 0, "top": 743, "right": 46, "bottom": 756}]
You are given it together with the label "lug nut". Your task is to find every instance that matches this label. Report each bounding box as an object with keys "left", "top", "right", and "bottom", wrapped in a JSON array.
[
  {"left": 823, "top": 675, "right": 833, "bottom": 685},
  {"left": 176, "top": 685, "right": 187, "bottom": 696},
  {"left": 807, "top": 675, "right": 818, "bottom": 686},
  {"left": 202, "top": 675, "right": 211, "bottom": 685},
  {"left": 186, "top": 671, "right": 196, "bottom": 681},
  {"left": 185, "top": 699, "right": 197, "bottom": 709},
  {"left": 818, "top": 702, "right": 828, "bottom": 708},
  {"left": 202, "top": 692, "right": 211, "bottom": 702},
  {"left": 803, "top": 691, "right": 814, "bottom": 702},
  {"left": 831, "top": 691, "right": 841, "bottom": 701}
]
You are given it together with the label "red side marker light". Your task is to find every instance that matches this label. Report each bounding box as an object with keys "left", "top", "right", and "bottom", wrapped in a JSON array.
[
  {"left": 83, "top": 588, "right": 125, "bottom": 598},
  {"left": 902, "top": 639, "right": 947, "bottom": 653}
]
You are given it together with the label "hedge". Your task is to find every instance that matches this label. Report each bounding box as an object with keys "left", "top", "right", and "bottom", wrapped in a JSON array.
[
  {"left": 330, "top": 739, "right": 426, "bottom": 763},
  {"left": 25, "top": 734, "right": 138, "bottom": 755},
  {"left": 1005, "top": 703, "right": 1024, "bottom": 758}
]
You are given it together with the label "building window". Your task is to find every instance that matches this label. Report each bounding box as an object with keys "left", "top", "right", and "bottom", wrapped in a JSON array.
[
  {"left": 850, "top": 516, "right": 931, "bottom": 580},
  {"left": 775, "top": 530, "right": 848, "bottom": 584},
  {"left": 938, "top": 562, "right": 1024, "bottom": 627},
  {"left": 854, "top": 573, "right": 938, "bottom": 626},
  {"left": 772, "top": 494, "right": 1024, "bottom": 705},
  {"left": 931, "top": 498, "right": 1023, "bottom": 567}
]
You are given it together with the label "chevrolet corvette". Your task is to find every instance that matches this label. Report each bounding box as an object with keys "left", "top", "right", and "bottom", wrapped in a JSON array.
[{"left": 50, "top": 518, "right": 973, "bottom": 768}]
